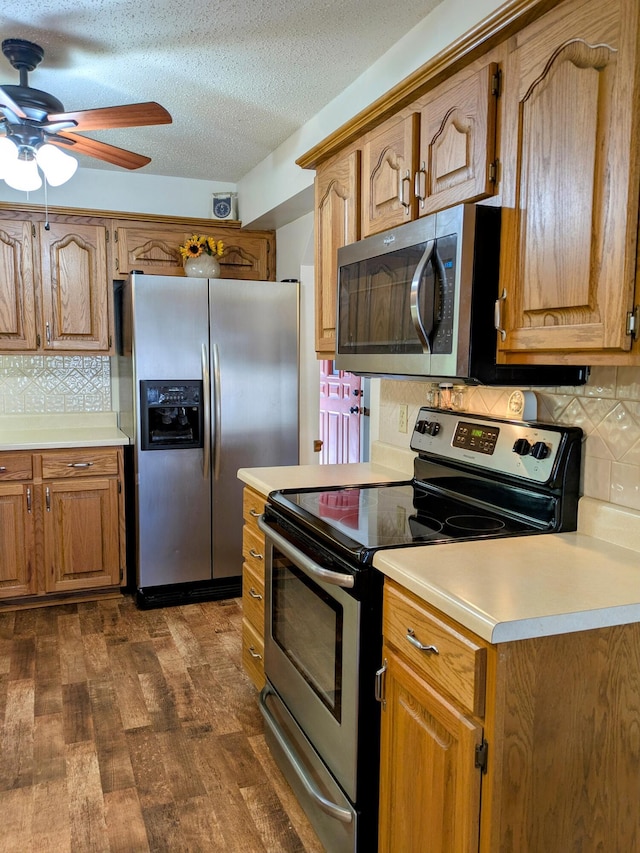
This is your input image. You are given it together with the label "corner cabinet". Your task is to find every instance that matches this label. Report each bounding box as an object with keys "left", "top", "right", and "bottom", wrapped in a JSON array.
[
  {"left": 314, "top": 146, "right": 361, "bottom": 354},
  {"left": 114, "top": 221, "right": 276, "bottom": 281},
  {"left": 0, "top": 215, "right": 113, "bottom": 353},
  {"left": 497, "top": 0, "right": 640, "bottom": 363},
  {"left": 0, "top": 446, "right": 125, "bottom": 603},
  {"left": 380, "top": 578, "right": 640, "bottom": 852}
]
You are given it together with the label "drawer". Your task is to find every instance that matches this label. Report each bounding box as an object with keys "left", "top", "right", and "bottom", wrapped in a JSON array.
[
  {"left": 0, "top": 452, "right": 33, "bottom": 481},
  {"left": 242, "top": 617, "right": 265, "bottom": 691},
  {"left": 383, "top": 580, "right": 487, "bottom": 717},
  {"left": 41, "top": 448, "right": 119, "bottom": 479},
  {"left": 242, "top": 559, "right": 265, "bottom": 633},
  {"left": 243, "top": 524, "right": 265, "bottom": 572},
  {"left": 243, "top": 486, "right": 266, "bottom": 531}
]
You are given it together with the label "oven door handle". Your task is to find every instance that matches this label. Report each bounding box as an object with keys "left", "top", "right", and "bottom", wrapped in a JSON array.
[
  {"left": 261, "top": 685, "right": 354, "bottom": 824},
  {"left": 258, "top": 516, "right": 355, "bottom": 589}
]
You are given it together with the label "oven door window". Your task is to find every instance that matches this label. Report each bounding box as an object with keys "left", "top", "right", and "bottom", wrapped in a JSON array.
[{"left": 272, "top": 557, "right": 343, "bottom": 722}]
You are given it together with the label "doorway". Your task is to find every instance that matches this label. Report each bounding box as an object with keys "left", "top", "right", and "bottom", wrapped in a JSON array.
[{"left": 318, "top": 361, "right": 368, "bottom": 464}]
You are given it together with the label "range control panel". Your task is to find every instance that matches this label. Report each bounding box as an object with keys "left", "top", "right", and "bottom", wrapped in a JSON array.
[{"left": 410, "top": 407, "right": 571, "bottom": 483}]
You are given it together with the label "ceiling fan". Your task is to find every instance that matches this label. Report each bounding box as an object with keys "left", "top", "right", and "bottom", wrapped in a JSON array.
[{"left": 0, "top": 38, "right": 172, "bottom": 190}]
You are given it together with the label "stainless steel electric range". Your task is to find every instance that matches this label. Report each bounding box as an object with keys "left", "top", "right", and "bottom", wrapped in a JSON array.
[{"left": 258, "top": 407, "right": 583, "bottom": 853}]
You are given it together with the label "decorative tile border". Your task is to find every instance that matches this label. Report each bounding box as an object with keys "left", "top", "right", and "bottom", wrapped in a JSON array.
[{"left": 0, "top": 355, "right": 112, "bottom": 414}]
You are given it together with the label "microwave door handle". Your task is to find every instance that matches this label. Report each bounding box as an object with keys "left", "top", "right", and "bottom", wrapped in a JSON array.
[
  {"left": 258, "top": 515, "right": 355, "bottom": 589},
  {"left": 410, "top": 239, "right": 436, "bottom": 352}
]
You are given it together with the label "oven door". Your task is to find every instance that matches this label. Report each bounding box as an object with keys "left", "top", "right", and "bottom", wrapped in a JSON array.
[{"left": 259, "top": 516, "right": 361, "bottom": 802}]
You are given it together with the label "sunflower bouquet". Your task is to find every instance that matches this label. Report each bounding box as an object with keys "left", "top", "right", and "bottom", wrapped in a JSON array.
[{"left": 178, "top": 234, "right": 225, "bottom": 260}]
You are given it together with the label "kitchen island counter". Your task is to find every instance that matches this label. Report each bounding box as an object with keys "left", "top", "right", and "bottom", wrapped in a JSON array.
[{"left": 237, "top": 460, "right": 410, "bottom": 495}]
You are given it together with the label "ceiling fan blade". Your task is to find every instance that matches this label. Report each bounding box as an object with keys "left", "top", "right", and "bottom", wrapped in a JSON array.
[
  {"left": 52, "top": 131, "right": 151, "bottom": 170},
  {"left": 47, "top": 102, "right": 171, "bottom": 131},
  {"left": 0, "top": 84, "right": 27, "bottom": 119}
]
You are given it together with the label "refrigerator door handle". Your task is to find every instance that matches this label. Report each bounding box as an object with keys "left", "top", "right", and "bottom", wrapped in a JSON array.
[
  {"left": 201, "top": 343, "right": 211, "bottom": 478},
  {"left": 212, "top": 342, "right": 222, "bottom": 480}
]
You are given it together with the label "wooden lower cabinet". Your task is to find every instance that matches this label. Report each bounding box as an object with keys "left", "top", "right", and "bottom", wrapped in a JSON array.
[
  {"left": 380, "top": 578, "right": 640, "bottom": 852},
  {"left": 0, "top": 446, "right": 125, "bottom": 603},
  {"left": 241, "top": 485, "right": 267, "bottom": 689}
]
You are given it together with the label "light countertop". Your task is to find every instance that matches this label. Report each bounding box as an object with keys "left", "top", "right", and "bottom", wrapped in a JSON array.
[
  {"left": 238, "top": 461, "right": 640, "bottom": 645},
  {"left": 0, "top": 413, "right": 130, "bottom": 450}
]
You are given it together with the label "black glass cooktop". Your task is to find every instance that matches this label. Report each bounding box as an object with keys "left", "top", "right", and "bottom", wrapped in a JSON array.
[{"left": 270, "top": 481, "right": 540, "bottom": 555}]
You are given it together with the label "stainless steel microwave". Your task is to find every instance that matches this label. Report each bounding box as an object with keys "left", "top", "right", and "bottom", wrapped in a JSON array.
[{"left": 335, "top": 204, "right": 587, "bottom": 386}]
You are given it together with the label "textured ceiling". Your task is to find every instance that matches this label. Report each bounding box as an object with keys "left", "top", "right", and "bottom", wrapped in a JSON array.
[{"left": 1, "top": 0, "right": 441, "bottom": 183}]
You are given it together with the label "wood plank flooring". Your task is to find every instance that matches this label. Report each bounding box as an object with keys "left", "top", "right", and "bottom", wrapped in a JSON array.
[{"left": 0, "top": 595, "right": 324, "bottom": 853}]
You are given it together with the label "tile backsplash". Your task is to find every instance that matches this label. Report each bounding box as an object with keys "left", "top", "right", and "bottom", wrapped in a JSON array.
[
  {"left": 0, "top": 355, "right": 112, "bottom": 413},
  {"left": 378, "top": 366, "right": 640, "bottom": 512}
]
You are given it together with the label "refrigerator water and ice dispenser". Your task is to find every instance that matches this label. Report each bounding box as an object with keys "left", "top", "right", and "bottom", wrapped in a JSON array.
[{"left": 140, "top": 380, "right": 203, "bottom": 451}]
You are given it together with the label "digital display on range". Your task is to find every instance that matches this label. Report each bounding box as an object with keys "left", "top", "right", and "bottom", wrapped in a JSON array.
[{"left": 452, "top": 421, "right": 500, "bottom": 454}]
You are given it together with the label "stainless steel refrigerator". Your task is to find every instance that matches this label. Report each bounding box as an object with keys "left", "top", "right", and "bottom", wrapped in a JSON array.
[{"left": 117, "top": 273, "right": 299, "bottom": 607}]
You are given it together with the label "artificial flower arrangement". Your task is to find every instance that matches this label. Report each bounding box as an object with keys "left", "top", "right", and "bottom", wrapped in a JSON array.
[{"left": 178, "top": 234, "right": 225, "bottom": 260}]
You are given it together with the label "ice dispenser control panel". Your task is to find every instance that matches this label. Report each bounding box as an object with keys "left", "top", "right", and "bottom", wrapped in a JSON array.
[{"left": 140, "top": 380, "right": 204, "bottom": 451}]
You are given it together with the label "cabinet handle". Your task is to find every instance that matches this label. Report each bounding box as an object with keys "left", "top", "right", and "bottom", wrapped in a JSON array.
[
  {"left": 406, "top": 628, "right": 439, "bottom": 654},
  {"left": 26, "top": 486, "right": 32, "bottom": 513},
  {"left": 0, "top": 466, "right": 6, "bottom": 472},
  {"left": 249, "top": 548, "right": 264, "bottom": 560},
  {"left": 414, "top": 161, "right": 427, "bottom": 207},
  {"left": 248, "top": 645, "right": 263, "bottom": 660},
  {"left": 45, "top": 321, "right": 51, "bottom": 344},
  {"left": 248, "top": 587, "right": 263, "bottom": 600},
  {"left": 494, "top": 288, "right": 507, "bottom": 341},
  {"left": 45, "top": 486, "right": 51, "bottom": 512},
  {"left": 249, "top": 508, "right": 261, "bottom": 517},
  {"left": 398, "top": 169, "right": 412, "bottom": 212},
  {"left": 375, "top": 659, "right": 387, "bottom": 706},
  {"left": 67, "top": 461, "right": 94, "bottom": 468}
]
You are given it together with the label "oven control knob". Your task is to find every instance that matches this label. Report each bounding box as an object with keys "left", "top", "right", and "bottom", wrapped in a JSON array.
[
  {"left": 531, "top": 440, "right": 550, "bottom": 460},
  {"left": 416, "top": 419, "right": 440, "bottom": 436},
  {"left": 512, "top": 437, "right": 531, "bottom": 456}
]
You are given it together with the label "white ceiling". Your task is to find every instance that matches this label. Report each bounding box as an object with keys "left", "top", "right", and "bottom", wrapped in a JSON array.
[{"left": 1, "top": 0, "right": 441, "bottom": 183}]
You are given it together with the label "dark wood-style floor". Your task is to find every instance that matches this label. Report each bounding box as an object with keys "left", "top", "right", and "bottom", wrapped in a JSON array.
[{"left": 0, "top": 595, "right": 324, "bottom": 852}]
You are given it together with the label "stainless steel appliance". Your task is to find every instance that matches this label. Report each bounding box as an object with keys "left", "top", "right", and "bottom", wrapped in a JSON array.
[
  {"left": 335, "top": 203, "right": 588, "bottom": 386},
  {"left": 117, "top": 273, "right": 299, "bottom": 607},
  {"left": 258, "top": 407, "right": 582, "bottom": 853}
]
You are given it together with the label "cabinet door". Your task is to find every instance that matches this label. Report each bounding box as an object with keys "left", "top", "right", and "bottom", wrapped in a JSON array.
[
  {"left": 0, "top": 219, "right": 38, "bottom": 351},
  {"left": 38, "top": 221, "right": 111, "bottom": 352},
  {"left": 498, "top": 0, "right": 640, "bottom": 360},
  {"left": 0, "top": 483, "right": 36, "bottom": 598},
  {"left": 378, "top": 648, "right": 483, "bottom": 853},
  {"left": 417, "top": 62, "right": 499, "bottom": 217},
  {"left": 219, "top": 232, "right": 274, "bottom": 281},
  {"left": 43, "top": 478, "right": 121, "bottom": 592},
  {"left": 362, "top": 114, "right": 418, "bottom": 236},
  {"left": 315, "top": 148, "right": 361, "bottom": 354}
]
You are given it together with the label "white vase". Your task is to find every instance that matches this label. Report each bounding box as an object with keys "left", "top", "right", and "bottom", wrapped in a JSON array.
[{"left": 184, "top": 254, "right": 221, "bottom": 278}]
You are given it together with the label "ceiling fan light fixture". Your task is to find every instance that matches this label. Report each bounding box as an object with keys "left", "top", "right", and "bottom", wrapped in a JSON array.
[
  {"left": 36, "top": 142, "right": 78, "bottom": 186},
  {"left": 0, "top": 136, "right": 19, "bottom": 178},
  {"left": 5, "top": 148, "right": 42, "bottom": 192}
]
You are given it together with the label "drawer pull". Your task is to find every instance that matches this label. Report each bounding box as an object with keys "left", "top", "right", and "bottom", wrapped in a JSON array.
[
  {"left": 249, "top": 548, "right": 264, "bottom": 560},
  {"left": 67, "top": 461, "right": 94, "bottom": 468},
  {"left": 406, "top": 628, "right": 439, "bottom": 655},
  {"left": 0, "top": 466, "right": 6, "bottom": 472},
  {"left": 249, "top": 508, "right": 261, "bottom": 517},
  {"left": 248, "top": 587, "right": 263, "bottom": 600},
  {"left": 248, "top": 645, "right": 263, "bottom": 660}
]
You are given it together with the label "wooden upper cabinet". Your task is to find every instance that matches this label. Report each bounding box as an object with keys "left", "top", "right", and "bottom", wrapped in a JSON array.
[
  {"left": 361, "top": 57, "right": 500, "bottom": 237},
  {"left": 498, "top": 0, "right": 640, "bottom": 362},
  {"left": 314, "top": 147, "right": 361, "bottom": 354},
  {"left": 362, "top": 113, "right": 418, "bottom": 236},
  {"left": 38, "top": 221, "right": 111, "bottom": 352},
  {"left": 0, "top": 219, "right": 37, "bottom": 350},
  {"left": 416, "top": 61, "right": 499, "bottom": 218},
  {"left": 115, "top": 222, "right": 275, "bottom": 281}
]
